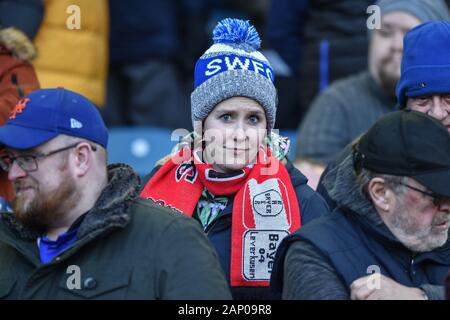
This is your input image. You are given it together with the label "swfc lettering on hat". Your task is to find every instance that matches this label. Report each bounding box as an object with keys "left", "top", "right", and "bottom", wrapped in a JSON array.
[
  {"left": 0, "top": 88, "right": 108, "bottom": 150},
  {"left": 191, "top": 18, "right": 278, "bottom": 130}
]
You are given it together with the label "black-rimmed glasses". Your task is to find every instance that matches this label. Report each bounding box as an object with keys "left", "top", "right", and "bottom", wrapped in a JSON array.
[
  {"left": 0, "top": 142, "right": 97, "bottom": 173},
  {"left": 397, "top": 182, "right": 448, "bottom": 206}
]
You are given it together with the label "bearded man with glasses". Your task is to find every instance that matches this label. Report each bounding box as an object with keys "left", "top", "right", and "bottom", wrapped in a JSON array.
[
  {"left": 0, "top": 88, "right": 231, "bottom": 300},
  {"left": 0, "top": 139, "right": 99, "bottom": 238}
]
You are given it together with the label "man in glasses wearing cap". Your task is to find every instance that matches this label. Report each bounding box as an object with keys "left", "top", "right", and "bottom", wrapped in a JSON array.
[
  {"left": 271, "top": 110, "right": 450, "bottom": 300},
  {"left": 0, "top": 88, "right": 231, "bottom": 300}
]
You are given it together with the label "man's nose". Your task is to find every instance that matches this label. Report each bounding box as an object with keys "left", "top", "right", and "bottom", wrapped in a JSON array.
[
  {"left": 428, "top": 97, "right": 448, "bottom": 120},
  {"left": 438, "top": 197, "right": 450, "bottom": 213},
  {"left": 391, "top": 31, "right": 404, "bottom": 52},
  {"left": 8, "top": 161, "right": 27, "bottom": 181}
]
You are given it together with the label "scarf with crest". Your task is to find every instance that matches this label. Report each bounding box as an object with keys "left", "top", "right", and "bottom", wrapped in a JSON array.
[{"left": 140, "top": 136, "right": 300, "bottom": 287}]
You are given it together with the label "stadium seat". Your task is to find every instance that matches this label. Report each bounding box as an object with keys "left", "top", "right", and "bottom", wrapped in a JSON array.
[{"left": 107, "top": 126, "right": 183, "bottom": 177}]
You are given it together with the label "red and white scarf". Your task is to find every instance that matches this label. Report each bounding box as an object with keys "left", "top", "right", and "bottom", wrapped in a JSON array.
[{"left": 140, "top": 148, "right": 301, "bottom": 287}]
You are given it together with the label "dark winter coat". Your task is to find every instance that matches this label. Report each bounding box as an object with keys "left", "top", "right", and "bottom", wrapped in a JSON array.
[
  {"left": 271, "top": 154, "right": 450, "bottom": 300},
  {"left": 0, "top": 164, "right": 232, "bottom": 300}
]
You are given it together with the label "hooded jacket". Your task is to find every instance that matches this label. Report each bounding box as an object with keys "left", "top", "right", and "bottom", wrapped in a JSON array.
[
  {"left": 141, "top": 160, "right": 329, "bottom": 300},
  {"left": 0, "top": 27, "right": 40, "bottom": 203},
  {"left": 271, "top": 154, "right": 450, "bottom": 300},
  {"left": 0, "top": 164, "right": 232, "bottom": 300},
  {"left": 0, "top": 27, "right": 40, "bottom": 125}
]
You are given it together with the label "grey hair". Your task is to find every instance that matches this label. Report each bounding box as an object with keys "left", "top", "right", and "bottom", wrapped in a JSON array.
[{"left": 356, "top": 168, "right": 409, "bottom": 202}]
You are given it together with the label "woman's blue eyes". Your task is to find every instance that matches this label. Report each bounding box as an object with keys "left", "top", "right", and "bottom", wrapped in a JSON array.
[
  {"left": 248, "top": 116, "right": 259, "bottom": 124},
  {"left": 221, "top": 114, "right": 232, "bottom": 121},
  {"left": 219, "top": 114, "right": 260, "bottom": 124}
]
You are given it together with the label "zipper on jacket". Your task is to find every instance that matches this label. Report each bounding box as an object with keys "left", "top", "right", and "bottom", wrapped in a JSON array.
[{"left": 205, "top": 213, "right": 231, "bottom": 235}]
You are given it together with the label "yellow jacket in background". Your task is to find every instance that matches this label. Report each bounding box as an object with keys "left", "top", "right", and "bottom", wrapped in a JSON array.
[{"left": 33, "top": 0, "right": 108, "bottom": 106}]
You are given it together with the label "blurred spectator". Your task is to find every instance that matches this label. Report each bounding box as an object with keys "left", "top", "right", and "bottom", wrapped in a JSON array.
[
  {"left": 0, "top": 0, "right": 42, "bottom": 204},
  {"left": 0, "top": 27, "right": 40, "bottom": 123},
  {"left": 103, "top": 0, "right": 214, "bottom": 130},
  {"left": 32, "top": 0, "right": 109, "bottom": 107},
  {"left": 0, "top": 0, "right": 42, "bottom": 123},
  {"left": 317, "top": 20, "right": 450, "bottom": 213},
  {"left": 265, "top": 0, "right": 374, "bottom": 127},
  {"left": 294, "top": 0, "right": 449, "bottom": 189}
]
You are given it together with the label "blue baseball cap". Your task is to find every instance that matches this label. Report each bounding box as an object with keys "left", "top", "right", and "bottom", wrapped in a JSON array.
[{"left": 0, "top": 88, "right": 108, "bottom": 150}]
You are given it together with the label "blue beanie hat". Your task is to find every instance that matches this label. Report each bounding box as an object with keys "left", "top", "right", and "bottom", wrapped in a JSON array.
[
  {"left": 191, "top": 18, "right": 277, "bottom": 129},
  {"left": 396, "top": 21, "right": 450, "bottom": 107}
]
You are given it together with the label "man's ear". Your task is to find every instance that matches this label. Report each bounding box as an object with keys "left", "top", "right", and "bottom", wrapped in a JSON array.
[
  {"left": 72, "top": 143, "right": 92, "bottom": 177},
  {"left": 367, "top": 177, "right": 394, "bottom": 216}
]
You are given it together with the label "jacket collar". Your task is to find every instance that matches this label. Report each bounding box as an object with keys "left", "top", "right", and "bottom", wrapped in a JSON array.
[
  {"left": 284, "top": 160, "right": 308, "bottom": 188},
  {"left": 77, "top": 163, "right": 140, "bottom": 238},
  {"left": 323, "top": 153, "right": 382, "bottom": 225}
]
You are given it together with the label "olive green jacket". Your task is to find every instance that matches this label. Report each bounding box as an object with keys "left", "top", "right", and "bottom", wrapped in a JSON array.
[{"left": 0, "top": 164, "right": 232, "bottom": 300}]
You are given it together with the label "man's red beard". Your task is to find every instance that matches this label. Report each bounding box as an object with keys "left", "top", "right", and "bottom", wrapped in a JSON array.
[{"left": 13, "top": 175, "right": 79, "bottom": 234}]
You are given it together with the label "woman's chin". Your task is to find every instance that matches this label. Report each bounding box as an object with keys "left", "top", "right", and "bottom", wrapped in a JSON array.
[
  {"left": 213, "top": 162, "right": 249, "bottom": 173},
  {"left": 225, "top": 164, "right": 247, "bottom": 172},
  {"left": 213, "top": 161, "right": 255, "bottom": 173},
  {"left": 206, "top": 150, "right": 258, "bottom": 173}
]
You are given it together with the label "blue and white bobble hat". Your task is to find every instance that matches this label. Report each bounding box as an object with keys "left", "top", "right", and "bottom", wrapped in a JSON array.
[{"left": 191, "top": 18, "right": 277, "bottom": 130}]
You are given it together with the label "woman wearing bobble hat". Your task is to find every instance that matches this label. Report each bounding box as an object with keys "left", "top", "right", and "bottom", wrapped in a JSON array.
[{"left": 140, "top": 18, "right": 329, "bottom": 299}]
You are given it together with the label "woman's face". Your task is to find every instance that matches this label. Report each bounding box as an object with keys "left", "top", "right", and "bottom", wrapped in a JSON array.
[{"left": 202, "top": 97, "right": 267, "bottom": 173}]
